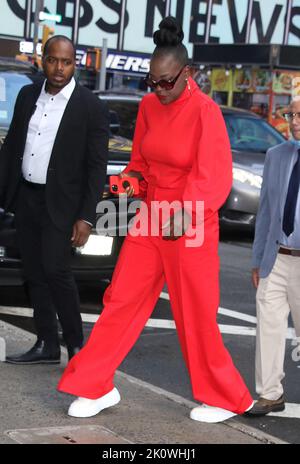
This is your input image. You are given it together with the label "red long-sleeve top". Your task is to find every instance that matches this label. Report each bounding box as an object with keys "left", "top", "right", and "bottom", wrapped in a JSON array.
[{"left": 123, "top": 77, "right": 232, "bottom": 225}]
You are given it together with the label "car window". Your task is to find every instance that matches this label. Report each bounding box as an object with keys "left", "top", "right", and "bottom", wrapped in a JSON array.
[
  {"left": 224, "top": 114, "right": 285, "bottom": 153},
  {"left": 0, "top": 72, "right": 33, "bottom": 128},
  {"left": 105, "top": 100, "right": 140, "bottom": 139}
]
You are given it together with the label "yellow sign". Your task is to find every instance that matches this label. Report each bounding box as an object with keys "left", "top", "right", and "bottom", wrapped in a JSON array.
[
  {"left": 211, "top": 68, "right": 230, "bottom": 92},
  {"left": 273, "top": 71, "right": 294, "bottom": 94},
  {"left": 252, "top": 70, "right": 271, "bottom": 93},
  {"left": 233, "top": 69, "right": 252, "bottom": 92}
]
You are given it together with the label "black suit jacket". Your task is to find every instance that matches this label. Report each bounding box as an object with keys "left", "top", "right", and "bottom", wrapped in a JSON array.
[{"left": 0, "top": 80, "right": 109, "bottom": 231}]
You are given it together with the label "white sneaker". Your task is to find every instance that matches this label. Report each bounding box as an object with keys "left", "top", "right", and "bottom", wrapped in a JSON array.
[
  {"left": 245, "top": 401, "right": 255, "bottom": 412},
  {"left": 190, "top": 404, "right": 236, "bottom": 423},
  {"left": 190, "top": 400, "right": 254, "bottom": 423},
  {"left": 68, "top": 387, "right": 121, "bottom": 418}
]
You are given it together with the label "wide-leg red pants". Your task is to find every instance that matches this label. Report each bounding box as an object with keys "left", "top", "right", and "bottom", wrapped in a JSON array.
[{"left": 58, "top": 219, "right": 252, "bottom": 413}]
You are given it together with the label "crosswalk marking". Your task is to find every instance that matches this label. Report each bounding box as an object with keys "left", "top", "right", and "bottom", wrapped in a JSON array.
[
  {"left": 268, "top": 403, "right": 300, "bottom": 419},
  {"left": 0, "top": 303, "right": 300, "bottom": 421},
  {"left": 0, "top": 304, "right": 296, "bottom": 338},
  {"left": 160, "top": 291, "right": 257, "bottom": 324}
]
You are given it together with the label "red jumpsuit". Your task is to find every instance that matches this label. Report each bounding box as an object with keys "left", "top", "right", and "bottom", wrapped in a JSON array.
[{"left": 58, "top": 78, "right": 253, "bottom": 413}]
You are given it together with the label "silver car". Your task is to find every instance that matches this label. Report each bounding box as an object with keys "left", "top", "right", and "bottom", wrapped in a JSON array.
[
  {"left": 220, "top": 107, "right": 285, "bottom": 231},
  {"left": 98, "top": 92, "right": 286, "bottom": 231}
]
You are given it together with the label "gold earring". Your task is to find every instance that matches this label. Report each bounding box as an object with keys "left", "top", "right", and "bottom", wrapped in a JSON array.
[{"left": 186, "top": 77, "right": 191, "bottom": 92}]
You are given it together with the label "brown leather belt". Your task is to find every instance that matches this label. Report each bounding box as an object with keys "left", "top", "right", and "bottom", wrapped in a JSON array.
[{"left": 278, "top": 246, "right": 300, "bottom": 257}]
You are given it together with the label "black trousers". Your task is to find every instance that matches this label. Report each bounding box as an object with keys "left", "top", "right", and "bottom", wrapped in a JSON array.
[{"left": 15, "top": 180, "right": 83, "bottom": 347}]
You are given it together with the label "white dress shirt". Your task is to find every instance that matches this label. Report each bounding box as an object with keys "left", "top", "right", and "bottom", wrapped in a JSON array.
[
  {"left": 22, "top": 77, "right": 76, "bottom": 184},
  {"left": 21, "top": 78, "right": 92, "bottom": 227}
]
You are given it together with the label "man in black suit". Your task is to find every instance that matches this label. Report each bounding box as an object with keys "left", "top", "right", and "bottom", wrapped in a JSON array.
[{"left": 0, "top": 36, "right": 109, "bottom": 364}]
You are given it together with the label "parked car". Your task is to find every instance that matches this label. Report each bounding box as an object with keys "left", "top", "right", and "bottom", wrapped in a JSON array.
[
  {"left": 99, "top": 91, "right": 286, "bottom": 231},
  {"left": 97, "top": 91, "right": 145, "bottom": 139},
  {"left": 220, "top": 106, "right": 286, "bottom": 230},
  {"left": 0, "top": 58, "right": 42, "bottom": 130},
  {"left": 97, "top": 92, "right": 143, "bottom": 194},
  {"left": 0, "top": 76, "right": 285, "bottom": 285},
  {"left": 0, "top": 66, "right": 137, "bottom": 285}
]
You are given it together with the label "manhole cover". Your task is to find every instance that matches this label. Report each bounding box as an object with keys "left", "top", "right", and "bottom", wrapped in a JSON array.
[{"left": 5, "top": 425, "right": 132, "bottom": 444}]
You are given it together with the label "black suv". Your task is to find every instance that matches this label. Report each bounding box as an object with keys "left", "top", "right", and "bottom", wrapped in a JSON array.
[
  {"left": 0, "top": 75, "right": 285, "bottom": 285},
  {"left": 0, "top": 67, "right": 141, "bottom": 285}
]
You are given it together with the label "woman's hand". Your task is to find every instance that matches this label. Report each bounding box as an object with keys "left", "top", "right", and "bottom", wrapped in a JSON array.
[
  {"left": 118, "top": 170, "right": 143, "bottom": 198},
  {"left": 161, "top": 209, "right": 191, "bottom": 241}
]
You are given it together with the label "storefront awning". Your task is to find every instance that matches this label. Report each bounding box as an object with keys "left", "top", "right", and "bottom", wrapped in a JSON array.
[{"left": 193, "top": 44, "right": 300, "bottom": 70}]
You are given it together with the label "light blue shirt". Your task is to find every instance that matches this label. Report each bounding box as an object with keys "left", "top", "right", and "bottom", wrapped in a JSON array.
[{"left": 280, "top": 138, "right": 300, "bottom": 249}]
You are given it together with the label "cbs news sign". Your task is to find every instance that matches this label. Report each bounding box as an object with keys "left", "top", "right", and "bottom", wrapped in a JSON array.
[{"left": 1, "top": 0, "right": 300, "bottom": 55}]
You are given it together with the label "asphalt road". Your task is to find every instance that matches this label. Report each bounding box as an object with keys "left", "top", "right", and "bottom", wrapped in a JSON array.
[{"left": 0, "top": 230, "right": 299, "bottom": 444}]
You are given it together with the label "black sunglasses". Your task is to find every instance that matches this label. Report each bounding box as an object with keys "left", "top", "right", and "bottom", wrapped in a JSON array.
[{"left": 144, "top": 66, "right": 186, "bottom": 90}]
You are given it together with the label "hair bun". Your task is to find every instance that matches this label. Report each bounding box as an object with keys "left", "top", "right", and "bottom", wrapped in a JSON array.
[{"left": 153, "top": 16, "right": 184, "bottom": 47}]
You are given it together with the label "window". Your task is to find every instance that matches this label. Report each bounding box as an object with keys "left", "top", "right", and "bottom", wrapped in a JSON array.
[
  {"left": 224, "top": 114, "right": 285, "bottom": 153},
  {"left": 105, "top": 99, "right": 140, "bottom": 140},
  {"left": 0, "top": 72, "right": 33, "bottom": 128}
]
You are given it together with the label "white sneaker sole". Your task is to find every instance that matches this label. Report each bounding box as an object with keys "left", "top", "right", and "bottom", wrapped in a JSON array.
[
  {"left": 190, "top": 400, "right": 254, "bottom": 423},
  {"left": 190, "top": 405, "right": 237, "bottom": 423},
  {"left": 68, "top": 387, "right": 121, "bottom": 418}
]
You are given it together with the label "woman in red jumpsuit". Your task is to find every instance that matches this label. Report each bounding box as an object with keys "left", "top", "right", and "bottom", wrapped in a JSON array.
[{"left": 58, "top": 17, "right": 253, "bottom": 423}]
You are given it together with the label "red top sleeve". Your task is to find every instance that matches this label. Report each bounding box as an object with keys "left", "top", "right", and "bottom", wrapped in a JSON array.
[
  {"left": 182, "top": 101, "right": 232, "bottom": 222},
  {"left": 122, "top": 98, "right": 148, "bottom": 199}
]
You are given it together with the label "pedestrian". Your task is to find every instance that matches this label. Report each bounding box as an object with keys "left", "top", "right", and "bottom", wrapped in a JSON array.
[
  {"left": 246, "top": 98, "right": 300, "bottom": 416},
  {"left": 0, "top": 36, "right": 109, "bottom": 365},
  {"left": 58, "top": 17, "right": 253, "bottom": 423}
]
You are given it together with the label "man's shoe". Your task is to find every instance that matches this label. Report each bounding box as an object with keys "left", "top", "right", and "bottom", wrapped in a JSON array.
[
  {"left": 5, "top": 339, "right": 61, "bottom": 365},
  {"left": 68, "top": 387, "right": 121, "bottom": 418},
  {"left": 244, "top": 395, "right": 285, "bottom": 417},
  {"left": 67, "top": 346, "right": 82, "bottom": 361}
]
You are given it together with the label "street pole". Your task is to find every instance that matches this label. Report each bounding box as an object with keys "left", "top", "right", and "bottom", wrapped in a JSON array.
[
  {"left": 72, "top": 0, "right": 80, "bottom": 46},
  {"left": 204, "top": 0, "right": 213, "bottom": 44},
  {"left": 118, "top": 0, "right": 127, "bottom": 51},
  {"left": 25, "top": 0, "right": 33, "bottom": 39},
  {"left": 98, "top": 38, "right": 108, "bottom": 92},
  {"left": 268, "top": 45, "right": 279, "bottom": 126},
  {"left": 227, "top": 69, "right": 233, "bottom": 107},
  {"left": 283, "top": 0, "right": 292, "bottom": 45},
  {"left": 165, "top": 0, "right": 171, "bottom": 16},
  {"left": 245, "top": 0, "right": 254, "bottom": 43},
  {"left": 33, "top": 0, "right": 44, "bottom": 63}
]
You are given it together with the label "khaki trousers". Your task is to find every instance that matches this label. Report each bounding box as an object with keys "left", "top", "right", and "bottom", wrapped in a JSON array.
[{"left": 256, "top": 253, "right": 300, "bottom": 400}]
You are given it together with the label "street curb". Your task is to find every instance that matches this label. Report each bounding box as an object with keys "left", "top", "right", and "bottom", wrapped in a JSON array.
[{"left": 116, "top": 371, "right": 288, "bottom": 445}]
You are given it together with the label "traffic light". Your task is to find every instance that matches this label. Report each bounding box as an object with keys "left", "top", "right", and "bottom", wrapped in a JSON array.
[
  {"left": 86, "top": 48, "right": 101, "bottom": 71},
  {"left": 42, "top": 25, "right": 55, "bottom": 51}
]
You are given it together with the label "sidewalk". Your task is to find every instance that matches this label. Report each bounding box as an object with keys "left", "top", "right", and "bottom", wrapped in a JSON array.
[{"left": 0, "top": 319, "right": 286, "bottom": 445}]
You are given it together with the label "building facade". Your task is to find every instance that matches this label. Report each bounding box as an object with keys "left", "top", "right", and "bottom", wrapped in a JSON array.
[
  {"left": 1, "top": 1, "right": 300, "bottom": 56},
  {"left": 1, "top": 1, "right": 300, "bottom": 132}
]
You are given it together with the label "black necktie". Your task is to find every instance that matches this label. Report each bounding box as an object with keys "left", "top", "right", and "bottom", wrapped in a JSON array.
[{"left": 283, "top": 149, "right": 300, "bottom": 237}]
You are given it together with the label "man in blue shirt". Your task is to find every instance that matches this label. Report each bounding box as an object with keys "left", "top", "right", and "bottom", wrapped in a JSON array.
[{"left": 247, "top": 98, "right": 300, "bottom": 416}]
